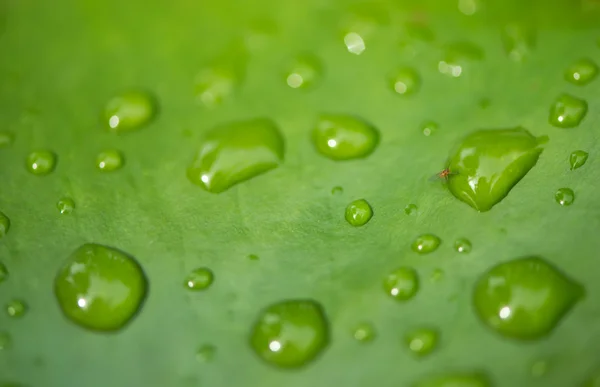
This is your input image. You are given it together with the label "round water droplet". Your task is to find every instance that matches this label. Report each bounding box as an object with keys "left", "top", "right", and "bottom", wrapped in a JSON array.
[
  {"left": 103, "top": 91, "right": 157, "bottom": 132},
  {"left": 0, "top": 131, "right": 14, "bottom": 147},
  {"left": 285, "top": 55, "right": 322, "bottom": 89},
  {"left": 345, "top": 199, "right": 373, "bottom": 227},
  {"left": 569, "top": 150, "right": 588, "bottom": 170},
  {"left": 96, "top": 150, "right": 124, "bottom": 172},
  {"left": 565, "top": 58, "right": 598, "bottom": 85},
  {"left": 383, "top": 267, "right": 419, "bottom": 301},
  {"left": 312, "top": 114, "right": 379, "bottom": 160},
  {"left": 26, "top": 150, "right": 56, "bottom": 175},
  {"left": 187, "top": 118, "right": 284, "bottom": 193},
  {"left": 331, "top": 186, "right": 344, "bottom": 195},
  {"left": 0, "top": 331, "right": 10, "bottom": 350},
  {"left": 413, "top": 372, "right": 492, "bottom": 387},
  {"left": 250, "top": 299, "right": 329, "bottom": 368},
  {"left": 411, "top": 234, "right": 441, "bottom": 254},
  {"left": 501, "top": 23, "right": 536, "bottom": 62},
  {"left": 447, "top": 127, "right": 545, "bottom": 212},
  {"left": 389, "top": 67, "right": 420, "bottom": 96},
  {"left": 352, "top": 322, "right": 376, "bottom": 342},
  {"left": 548, "top": 93, "right": 587, "bottom": 128},
  {"left": 248, "top": 254, "right": 260, "bottom": 261},
  {"left": 6, "top": 300, "right": 27, "bottom": 318},
  {"left": 57, "top": 197, "right": 75, "bottom": 215},
  {"left": 473, "top": 256, "right": 584, "bottom": 340},
  {"left": 0, "top": 262, "right": 7, "bottom": 283},
  {"left": 184, "top": 268, "right": 214, "bottom": 291},
  {"left": 454, "top": 238, "right": 472, "bottom": 253},
  {"left": 421, "top": 121, "right": 439, "bottom": 137},
  {"left": 404, "top": 203, "right": 418, "bottom": 215},
  {"left": 405, "top": 327, "right": 439, "bottom": 357},
  {"left": 344, "top": 32, "right": 366, "bottom": 55},
  {"left": 0, "top": 212, "right": 9, "bottom": 239},
  {"left": 196, "top": 344, "right": 216, "bottom": 363},
  {"left": 555, "top": 188, "right": 574, "bottom": 206},
  {"left": 54, "top": 243, "right": 148, "bottom": 332}
]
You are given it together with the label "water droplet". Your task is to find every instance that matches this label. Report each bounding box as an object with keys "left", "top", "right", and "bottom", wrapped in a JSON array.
[
  {"left": 389, "top": 67, "right": 420, "bottom": 96},
  {"left": 57, "top": 197, "right": 75, "bottom": 215},
  {"left": 196, "top": 344, "right": 216, "bottom": 363},
  {"left": 555, "top": 188, "right": 574, "bottom": 206},
  {"left": 454, "top": 238, "right": 472, "bottom": 253},
  {"left": 404, "top": 203, "right": 418, "bottom": 215},
  {"left": 195, "top": 65, "right": 240, "bottom": 107},
  {"left": 331, "top": 186, "right": 344, "bottom": 195},
  {"left": 6, "top": 300, "right": 27, "bottom": 318},
  {"left": 0, "top": 262, "right": 7, "bottom": 283},
  {"left": 312, "top": 114, "right": 379, "bottom": 160},
  {"left": 184, "top": 267, "right": 214, "bottom": 291},
  {"left": 54, "top": 243, "right": 148, "bottom": 331},
  {"left": 26, "top": 150, "right": 56, "bottom": 175},
  {"left": 473, "top": 256, "right": 584, "bottom": 340},
  {"left": 548, "top": 93, "right": 587, "bottom": 128},
  {"left": 405, "top": 327, "right": 439, "bottom": 357},
  {"left": 411, "top": 234, "right": 441, "bottom": 254},
  {"left": 345, "top": 199, "right": 373, "bottom": 227},
  {"left": 96, "top": 150, "right": 124, "bottom": 172},
  {"left": 565, "top": 58, "right": 598, "bottom": 85},
  {"left": 352, "top": 322, "right": 376, "bottom": 342},
  {"left": 285, "top": 55, "right": 322, "bottom": 89},
  {"left": 103, "top": 90, "right": 157, "bottom": 132},
  {"left": 438, "top": 41, "right": 483, "bottom": 77},
  {"left": 502, "top": 23, "right": 536, "bottom": 62},
  {"left": 0, "top": 331, "right": 10, "bottom": 350},
  {"left": 0, "top": 131, "right": 14, "bottom": 147},
  {"left": 569, "top": 150, "right": 589, "bottom": 170},
  {"left": 0, "top": 212, "right": 9, "bottom": 239},
  {"left": 421, "top": 121, "right": 439, "bottom": 137},
  {"left": 383, "top": 267, "right": 419, "bottom": 301},
  {"left": 447, "top": 127, "right": 545, "bottom": 212},
  {"left": 344, "top": 32, "right": 366, "bottom": 55},
  {"left": 248, "top": 254, "right": 260, "bottom": 261},
  {"left": 250, "top": 299, "right": 329, "bottom": 368},
  {"left": 413, "top": 373, "right": 491, "bottom": 387},
  {"left": 188, "top": 120, "right": 283, "bottom": 193}
]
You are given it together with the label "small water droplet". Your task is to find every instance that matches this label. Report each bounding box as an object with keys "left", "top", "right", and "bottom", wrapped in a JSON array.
[
  {"left": 103, "top": 90, "right": 157, "bottom": 132},
  {"left": 96, "top": 150, "right": 125, "bottom": 172},
  {"left": 454, "top": 238, "right": 472, "bottom": 253},
  {"left": 184, "top": 268, "right": 214, "bottom": 291},
  {"left": 411, "top": 234, "right": 441, "bottom": 254},
  {"left": 250, "top": 299, "right": 329, "bottom": 368},
  {"left": 344, "top": 32, "right": 366, "bottom": 55},
  {"left": 6, "top": 299, "right": 27, "bottom": 318},
  {"left": 0, "top": 212, "right": 9, "bottom": 239},
  {"left": 0, "top": 331, "right": 11, "bottom": 350},
  {"left": 502, "top": 23, "right": 536, "bottom": 62},
  {"left": 473, "top": 256, "right": 584, "bottom": 340},
  {"left": 345, "top": 199, "right": 373, "bottom": 227},
  {"left": 196, "top": 344, "right": 216, "bottom": 363},
  {"left": 285, "top": 55, "right": 322, "bottom": 89},
  {"left": 389, "top": 67, "right": 420, "bottom": 96},
  {"left": 555, "top": 188, "right": 574, "bottom": 206},
  {"left": 331, "top": 186, "right": 344, "bottom": 195},
  {"left": 312, "top": 114, "right": 379, "bottom": 160},
  {"left": 0, "top": 262, "right": 7, "bottom": 283},
  {"left": 187, "top": 118, "right": 284, "bottom": 193},
  {"left": 569, "top": 150, "right": 589, "bottom": 170},
  {"left": 54, "top": 244, "right": 148, "bottom": 331},
  {"left": 57, "top": 197, "right": 75, "bottom": 215},
  {"left": 405, "top": 327, "right": 439, "bottom": 357},
  {"left": 26, "top": 150, "right": 56, "bottom": 175},
  {"left": 383, "top": 267, "right": 419, "bottom": 301},
  {"left": 565, "top": 58, "right": 598, "bottom": 85},
  {"left": 413, "top": 373, "right": 491, "bottom": 387},
  {"left": 438, "top": 41, "right": 483, "bottom": 77},
  {"left": 248, "top": 254, "right": 260, "bottom": 261},
  {"left": 420, "top": 121, "right": 439, "bottom": 137},
  {"left": 0, "top": 131, "right": 14, "bottom": 147},
  {"left": 352, "top": 322, "right": 376, "bottom": 342},
  {"left": 404, "top": 203, "right": 418, "bottom": 215},
  {"left": 548, "top": 93, "right": 587, "bottom": 128}
]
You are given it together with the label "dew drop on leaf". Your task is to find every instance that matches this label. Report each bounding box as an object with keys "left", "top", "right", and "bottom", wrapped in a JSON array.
[
  {"left": 404, "top": 327, "right": 439, "bottom": 357},
  {"left": 389, "top": 67, "right": 420, "bottom": 96},
  {"left": 56, "top": 197, "right": 75, "bottom": 215},
  {"left": 555, "top": 188, "right": 575, "bottom": 206},
  {"left": 96, "top": 150, "right": 125, "bottom": 172},
  {"left": 312, "top": 114, "right": 379, "bottom": 160},
  {"left": 564, "top": 58, "right": 598, "bottom": 85},
  {"left": 352, "top": 322, "right": 376, "bottom": 343},
  {"left": 331, "top": 186, "right": 344, "bottom": 195},
  {"left": 0, "top": 262, "right": 7, "bottom": 283},
  {"left": 454, "top": 238, "right": 472, "bottom": 253},
  {"left": 405, "top": 203, "right": 418, "bottom": 215},
  {"left": 184, "top": 267, "right": 214, "bottom": 291},
  {"left": 196, "top": 344, "right": 216, "bottom": 363},
  {"left": 285, "top": 54, "right": 322, "bottom": 89},
  {"left": 420, "top": 121, "right": 439, "bottom": 137},
  {"left": 501, "top": 23, "right": 536, "bottom": 62},
  {"left": 103, "top": 90, "right": 156, "bottom": 132},
  {"left": 0, "top": 212, "right": 9, "bottom": 239},
  {"left": 569, "top": 150, "right": 589, "bottom": 170},
  {"left": 412, "top": 372, "right": 492, "bottom": 387},
  {"left": 6, "top": 299, "right": 27, "bottom": 318},
  {"left": 26, "top": 150, "right": 56, "bottom": 175},
  {"left": 344, "top": 199, "right": 373, "bottom": 227},
  {"left": 383, "top": 267, "right": 419, "bottom": 301},
  {"left": 548, "top": 93, "right": 588, "bottom": 128},
  {"left": 438, "top": 41, "right": 483, "bottom": 77},
  {"left": 411, "top": 234, "right": 441, "bottom": 254}
]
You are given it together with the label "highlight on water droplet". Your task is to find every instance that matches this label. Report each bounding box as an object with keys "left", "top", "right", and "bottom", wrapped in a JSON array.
[
  {"left": 565, "top": 58, "right": 598, "bottom": 86},
  {"left": 548, "top": 93, "right": 587, "bottom": 128},
  {"left": 438, "top": 41, "right": 483, "bottom": 77},
  {"left": 0, "top": 131, "right": 14, "bottom": 147},
  {"left": 412, "top": 372, "right": 492, "bottom": 387},
  {"left": 26, "top": 150, "right": 56, "bottom": 175},
  {"left": 352, "top": 322, "right": 376, "bottom": 343},
  {"left": 54, "top": 243, "right": 148, "bottom": 332},
  {"left": 184, "top": 267, "right": 214, "bottom": 291},
  {"left": 312, "top": 114, "right": 379, "bottom": 160},
  {"left": 196, "top": 344, "right": 216, "bottom": 363},
  {"left": 454, "top": 238, "right": 472, "bottom": 253},
  {"left": 383, "top": 267, "right": 419, "bottom": 301},
  {"left": 404, "top": 203, "right": 418, "bottom": 215},
  {"left": 446, "top": 127, "right": 545, "bottom": 212},
  {"left": 501, "top": 23, "right": 536, "bottom": 62},
  {"left": 0, "top": 212, "right": 9, "bottom": 239},
  {"left": 555, "top": 188, "right": 574, "bottom": 206},
  {"left": 96, "top": 150, "right": 124, "bottom": 172},
  {"left": 57, "top": 197, "right": 75, "bottom": 215},
  {"left": 0, "top": 331, "right": 10, "bottom": 350},
  {"left": 405, "top": 327, "right": 439, "bottom": 357},
  {"left": 421, "top": 121, "right": 439, "bottom": 137},
  {"left": 569, "top": 150, "right": 589, "bottom": 170},
  {"left": 411, "top": 234, "right": 441, "bottom": 254},
  {"left": 389, "top": 67, "right": 420, "bottom": 96},
  {"left": 249, "top": 299, "right": 329, "bottom": 368},
  {"left": 345, "top": 199, "right": 373, "bottom": 227},
  {"left": 103, "top": 90, "right": 157, "bottom": 132},
  {"left": 0, "top": 262, "right": 7, "bottom": 283},
  {"left": 285, "top": 54, "right": 322, "bottom": 89},
  {"left": 344, "top": 32, "right": 366, "bottom": 55},
  {"left": 331, "top": 186, "right": 344, "bottom": 195},
  {"left": 6, "top": 299, "right": 27, "bottom": 318},
  {"left": 473, "top": 256, "right": 584, "bottom": 340}
]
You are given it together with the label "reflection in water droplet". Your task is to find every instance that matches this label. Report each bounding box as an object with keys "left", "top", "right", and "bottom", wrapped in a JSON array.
[
  {"left": 345, "top": 199, "right": 373, "bottom": 227},
  {"left": 0, "top": 131, "right": 14, "bottom": 147},
  {"left": 439, "top": 41, "right": 483, "bottom": 77},
  {"left": 565, "top": 58, "right": 598, "bottom": 86},
  {"left": 0, "top": 331, "right": 10, "bottom": 350},
  {"left": 57, "top": 197, "right": 75, "bottom": 215},
  {"left": 352, "top": 322, "right": 376, "bottom": 342},
  {"left": 454, "top": 238, "right": 472, "bottom": 253},
  {"left": 421, "top": 121, "right": 439, "bottom": 137},
  {"left": 103, "top": 91, "right": 156, "bottom": 132},
  {"left": 26, "top": 150, "right": 57, "bottom": 175},
  {"left": 405, "top": 327, "right": 439, "bottom": 357},
  {"left": 285, "top": 55, "right": 322, "bottom": 89},
  {"left": 389, "top": 67, "right": 420, "bottom": 95},
  {"left": 0, "top": 262, "right": 7, "bottom": 283},
  {"left": 184, "top": 268, "right": 214, "bottom": 291},
  {"left": 331, "top": 186, "right": 344, "bottom": 195},
  {"left": 548, "top": 93, "right": 587, "bottom": 128},
  {"left": 250, "top": 299, "right": 329, "bottom": 368},
  {"left": 569, "top": 150, "right": 588, "bottom": 170},
  {"left": 312, "top": 114, "right": 379, "bottom": 160},
  {"left": 473, "top": 256, "right": 584, "bottom": 340},
  {"left": 502, "top": 23, "right": 536, "bottom": 62},
  {"left": 6, "top": 300, "right": 27, "bottom": 318},
  {"left": 344, "top": 32, "right": 366, "bottom": 55},
  {"left": 555, "top": 188, "right": 574, "bottom": 206},
  {"left": 196, "top": 344, "right": 216, "bottom": 363},
  {"left": 96, "top": 150, "right": 125, "bottom": 172},
  {"left": 0, "top": 212, "right": 9, "bottom": 239},
  {"left": 404, "top": 204, "right": 418, "bottom": 215},
  {"left": 383, "top": 267, "right": 419, "bottom": 301},
  {"left": 413, "top": 373, "right": 492, "bottom": 387},
  {"left": 411, "top": 234, "right": 441, "bottom": 254}
]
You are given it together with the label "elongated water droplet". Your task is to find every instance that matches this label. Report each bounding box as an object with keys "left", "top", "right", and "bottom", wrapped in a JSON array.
[
  {"left": 549, "top": 94, "right": 587, "bottom": 128},
  {"left": 0, "top": 331, "right": 10, "bottom": 350},
  {"left": 447, "top": 127, "right": 545, "bottom": 212},
  {"left": 103, "top": 91, "right": 157, "bottom": 132},
  {"left": 413, "top": 372, "right": 492, "bottom": 387},
  {"left": 502, "top": 23, "right": 536, "bottom": 62},
  {"left": 383, "top": 267, "right": 419, "bottom": 301},
  {"left": 184, "top": 268, "right": 214, "bottom": 291},
  {"left": 405, "top": 203, "right": 418, "bottom": 215},
  {"left": 569, "top": 150, "right": 589, "bottom": 170},
  {"left": 187, "top": 118, "right": 284, "bottom": 193},
  {"left": 96, "top": 150, "right": 124, "bottom": 172},
  {"left": 0, "top": 131, "right": 13, "bottom": 147},
  {"left": 389, "top": 67, "right": 420, "bottom": 96},
  {"left": 555, "top": 188, "right": 574, "bottom": 206},
  {"left": 54, "top": 243, "right": 148, "bottom": 331},
  {"left": 196, "top": 344, "right": 216, "bottom": 363},
  {"left": 345, "top": 199, "right": 373, "bottom": 226},
  {"left": 312, "top": 114, "right": 379, "bottom": 160},
  {"left": 473, "top": 256, "right": 584, "bottom": 340},
  {"left": 565, "top": 58, "right": 598, "bottom": 85},
  {"left": 421, "top": 121, "right": 439, "bottom": 137},
  {"left": 438, "top": 41, "right": 483, "bottom": 77},
  {"left": 454, "top": 238, "right": 472, "bottom": 253},
  {"left": 0, "top": 262, "right": 7, "bottom": 283},
  {"left": 0, "top": 212, "right": 9, "bottom": 239},
  {"left": 405, "top": 327, "right": 439, "bottom": 357},
  {"left": 6, "top": 300, "right": 27, "bottom": 318},
  {"left": 352, "top": 322, "right": 376, "bottom": 342},
  {"left": 26, "top": 150, "right": 56, "bottom": 175},
  {"left": 250, "top": 299, "right": 329, "bottom": 368},
  {"left": 57, "top": 197, "right": 75, "bottom": 215},
  {"left": 285, "top": 55, "right": 322, "bottom": 89},
  {"left": 411, "top": 234, "right": 441, "bottom": 254}
]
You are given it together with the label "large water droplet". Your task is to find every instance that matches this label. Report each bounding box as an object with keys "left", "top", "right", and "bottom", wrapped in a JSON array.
[
  {"left": 54, "top": 243, "right": 148, "bottom": 331},
  {"left": 352, "top": 322, "right": 376, "bottom": 342},
  {"left": 345, "top": 199, "right": 373, "bottom": 227},
  {"left": 0, "top": 262, "right": 7, "bottom": 283},
  {"left": 6, "top": 299, "right": 27, "bottom": 318},
  {"left": 196, "top": 344, "right": 216, "bottom": 363},
  {"left": 454, "top": 238, "right": 472, "bottom": 253},
  {"left": 389, "top": 67, "right": 420, "bottom": 96},
  {"left": 473, "top": 256, "right": 584, "bottom": 340},
  {"left": 250, "top": 299, "right": 329, "bottom": 368},
  {"left": 548, "top": 93, "right": 587, "bottom": 128},
  {"left": 0, "top": 212, "right": 9, "bottom": 239},
  {"left": 411, "top": 234, "right": 441, "bottom": 254},
  {"left": 187, "top": 118, "right": 284, "bottom": 193},
  {"left": 184, "top": 268, "right": 214, "bottom": 291},
  {"left": 438, "top": 41, "right": 483, "bottom": 77},
  {"left": 383, "top": 267, "right": 419, "bottom": 301},
  {"left": 0, "top": 331, "right": 10, "bottom": 350},
  {"left": 569, "top": 150, "right": 589, "bottom": 170},
  {"left": 285, "top": 55, "right": 322, "bottom": 89},
  {"left": 96, "top": 150, "right": 125, "bottom": 172},
  {"left": 501, "top": 23, "right": 536, "bottom": 62},
  {"left": 405, "top": 327, "right": 439, "bottom": 357},
  {"left": 26, "top": 150, "right": 56, "bottom": 175},
  {"left": 555, "top": 188, "right": 574, "bottom": 206},
  {"left": 312, "top": 114, "right": 379, "bottom": 160},
  {"left": 0, "top": 131, "right": 14, "bottom": 147},
  {"left": 447, "top": 127, "right": 545, "bottom": 212},
  {"left": 565, "top": 58, "right": 598, "bottom": 85},
  {"left": 412, "top": 372, "right": 492, "bottom": 387},
  {"left": 57, "top": 197, "right": 75, "bottom": 215},
  {"left": 103, "top": 91, "right": 157, "bottom": 132}
]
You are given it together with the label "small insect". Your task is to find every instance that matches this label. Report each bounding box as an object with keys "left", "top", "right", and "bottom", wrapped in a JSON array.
[{"left": 429, "top": 167, "right": 458, "bottom": 182}]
